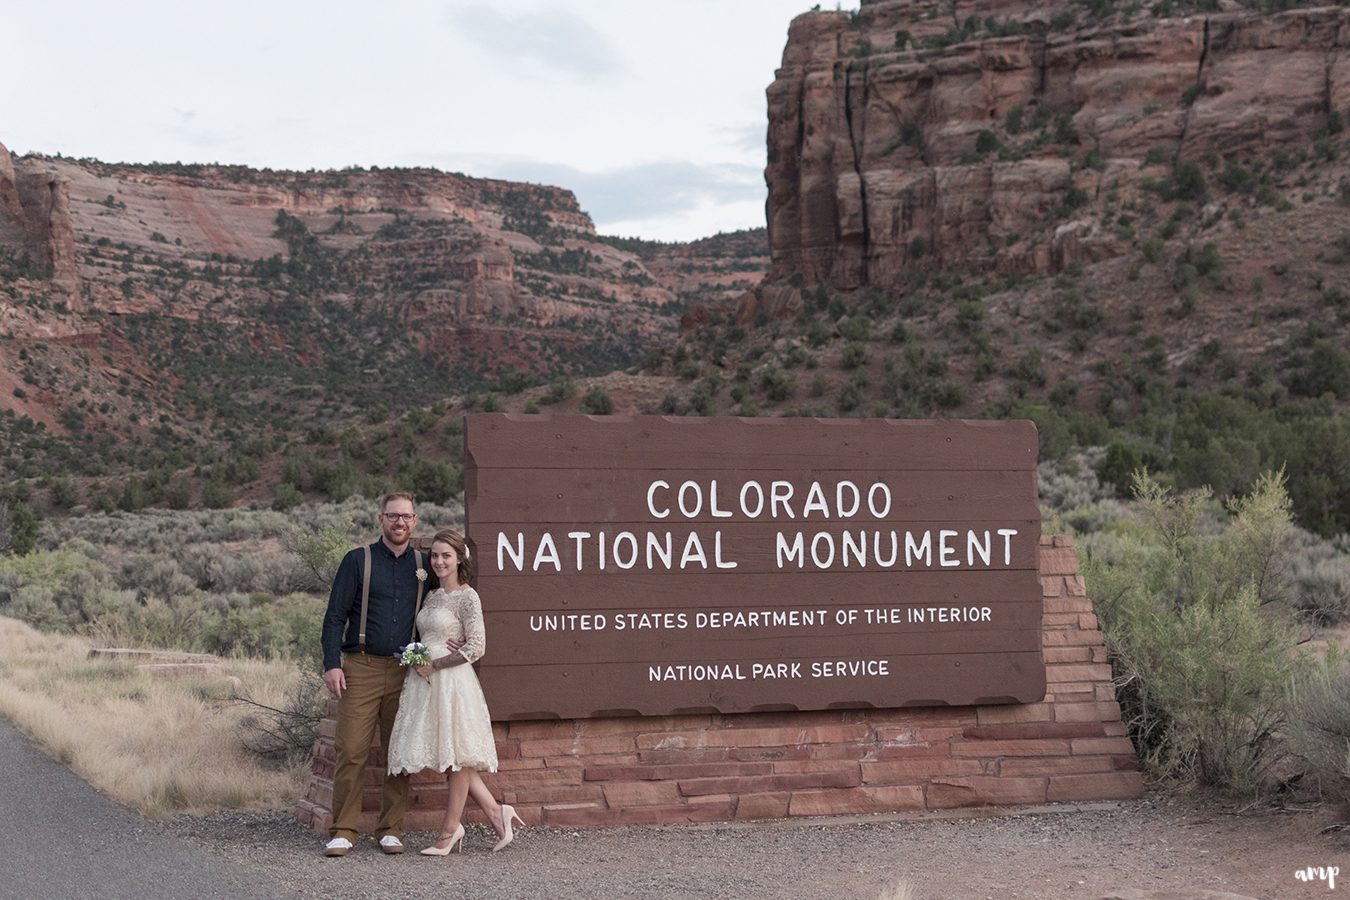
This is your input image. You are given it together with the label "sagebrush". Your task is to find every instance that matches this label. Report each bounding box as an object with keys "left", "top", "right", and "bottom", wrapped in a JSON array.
[{"left": 1085, "top": 469, "right": 1311, "bottom": 793}]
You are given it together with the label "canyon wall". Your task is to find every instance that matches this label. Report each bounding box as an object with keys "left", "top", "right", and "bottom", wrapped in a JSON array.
[{"left": 766, "top": 1, "right": 1350, "bottom": 289}]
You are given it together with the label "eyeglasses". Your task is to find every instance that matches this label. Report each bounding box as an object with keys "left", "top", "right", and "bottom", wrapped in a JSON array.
[{"left": 382, "top": 513, "right": 416, "bottom": 522}]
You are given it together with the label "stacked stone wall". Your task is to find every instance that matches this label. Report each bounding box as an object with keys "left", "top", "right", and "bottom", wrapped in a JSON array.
[{"left": 296, "top": 536, "right": 1141, "bottom": 832}]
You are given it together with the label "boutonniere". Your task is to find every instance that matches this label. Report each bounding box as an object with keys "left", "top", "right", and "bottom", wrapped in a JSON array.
[{"left": 416, "top": 568, "right": 428, "bottom": 582}]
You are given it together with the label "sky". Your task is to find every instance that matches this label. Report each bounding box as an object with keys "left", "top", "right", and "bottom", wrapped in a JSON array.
[{"left": 6, "top": 1, "right": 846, "bottom": 241}]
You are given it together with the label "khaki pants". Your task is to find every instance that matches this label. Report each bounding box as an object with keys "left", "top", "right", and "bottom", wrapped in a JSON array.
[{"left": 329, "top": 653, "right": 410, "bottom": 841}]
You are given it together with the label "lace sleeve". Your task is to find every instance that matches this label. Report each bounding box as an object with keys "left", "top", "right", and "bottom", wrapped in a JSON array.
[{"left": 457, "top": 587, "right": 486, "bottom": 663}]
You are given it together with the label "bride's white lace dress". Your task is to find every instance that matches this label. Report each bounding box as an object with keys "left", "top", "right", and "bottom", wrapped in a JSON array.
[{"left": 386, "top": 586, "right": 498, "bottom": 774}]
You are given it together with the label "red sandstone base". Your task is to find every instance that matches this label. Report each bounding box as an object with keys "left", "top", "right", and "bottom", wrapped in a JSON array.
[{"left": 296, "top": 536, "right": 1142, "bottom": 832}]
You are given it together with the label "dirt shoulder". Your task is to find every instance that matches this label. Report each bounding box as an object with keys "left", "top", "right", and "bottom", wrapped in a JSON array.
[
  {"left": 5, "top": 713, "right": 1343, "bottom": 900},
  {"left": 169, "top": 792, "right": 1348, "bottom": 900}
]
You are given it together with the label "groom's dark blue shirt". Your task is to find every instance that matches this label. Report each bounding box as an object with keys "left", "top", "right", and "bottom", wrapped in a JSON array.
[{"left": 321, "top": 540, "right": 421, "bottom": 671}]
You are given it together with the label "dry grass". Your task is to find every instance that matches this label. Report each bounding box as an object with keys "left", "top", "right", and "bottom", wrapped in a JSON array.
[{"left": 0, "top": 615, "right": 311, "bottom": 818}]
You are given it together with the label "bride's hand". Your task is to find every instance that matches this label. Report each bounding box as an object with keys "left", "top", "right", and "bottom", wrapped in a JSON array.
[{"left": 414, "top": 663, "right": 433, "bottom": 679}]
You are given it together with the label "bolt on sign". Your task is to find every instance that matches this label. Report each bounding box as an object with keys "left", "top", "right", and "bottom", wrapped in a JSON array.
[{"left": 464, "top": 414, "right": 1045, "bottom": 720}]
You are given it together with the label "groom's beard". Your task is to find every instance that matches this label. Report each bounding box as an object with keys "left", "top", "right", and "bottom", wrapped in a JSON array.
[{"left": 383, "top": 528, "right": 411, "bottom": 550}]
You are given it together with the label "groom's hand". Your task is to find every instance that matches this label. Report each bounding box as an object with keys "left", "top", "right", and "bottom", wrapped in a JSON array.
[
  {"left": 446, "top": 637, "right": 465, "bottom": 654},
  {"left": 324, "top": 667, "right": 346, "bottom": 698}
]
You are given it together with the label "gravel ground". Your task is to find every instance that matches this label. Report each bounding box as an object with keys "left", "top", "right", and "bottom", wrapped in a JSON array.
[
  {"left": 168, "top": 794, "right": 1349, "bottom": 900},
  {"left": 6, "top": 716, "right": 1346, "bottom": 900}
]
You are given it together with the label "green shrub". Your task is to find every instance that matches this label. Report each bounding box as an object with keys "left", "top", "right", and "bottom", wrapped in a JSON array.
[
  {"left": 1288, "top": 663, "right": 1350, "bottom": 805},
  {"left": 1085, "top": 470, "right": 1310, "bottom": 793},
  {"left": 1054, "top": 113, "right": 1079, "bottom": 146},
  {"left": 1096, "top": 442, "right": 1145, "bottom": 497},
  {"left": 200, "top": 593, "right": 323, "bottom": 665},
  {"left": 495, "top": 369, "right": 534, "bottom": 394},
  {"left": 955, "top": 300, "right": 984, "bottom": 333},
  {"left": 806, "top": 320, "right": 830, "bottom": 348},
  {"left": 838, "top": 383, "right": 862, "bottom": 412},
  {"left": 118, "top": 478, "right": 150, "bottom": 512},
  {"left": 929, "top": 381, "right": 966, "bottom": 409},
  {"left": 1288, "top": 340, "right": 1350, "bottom": 399},
  {"left": 1284, "top": 530, "right": 1350, "bottom": 625},
  {"left": 49, "top": 478, "right": 80, "bottom": 511},
  {"left": 1172, "top": 162, "right": 1208, "bottom": 202},
  {"left": 201, "top": 480, "right": 233, "bottom": 509},
  {"left": 0, "top": 500, "right": 39, "bottom": 556},
  {"left": 286, "top": 520, "right": 353, "bottom": 592},
  {"left": 272, "top": 483, "right": 302, "bottom": 512},
  {"left": 404, "top": 458, "right": 462, "bottom": 506},
  {"left": 167, "top": 480, "right": 191, "bottom": 510},
  {"left": 841, "top": 342, "right": 869, "bottom": 370},
  {"left": 839, "top": 315, "right": 872, "bottom": 341},
  {"left": 1009, "top": 349, "right": 1046, "bottom": 386},
  {"left": 543, "top": 377, "right": 576, "bottom": 404},
  {"left": 231, "top": 672, "right": 327, "bottom": 767},
  {"left": 1142, "top": 235, "right": 1165, "bottom": 264},
  {"left": 1061, "top": 185, "right": 1090, "bottom": 214},
  {"left": 759, "top": 366, "right": 795, "bottom": 403},
  {"left": 1220, "top": 162, "right": 1255, "bottom": 194},
  {"left": 580, "top": 387, "right": 614, "bottom": 415}
]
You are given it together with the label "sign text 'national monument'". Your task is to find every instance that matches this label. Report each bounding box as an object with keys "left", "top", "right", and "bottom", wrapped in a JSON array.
[{"left": 464, "top": 415, "right": 1044, "bottom": 720}]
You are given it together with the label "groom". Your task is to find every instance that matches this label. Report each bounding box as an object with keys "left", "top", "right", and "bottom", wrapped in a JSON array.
[{"left": 320, "top": 491, "right": 424, "bottom": 857}]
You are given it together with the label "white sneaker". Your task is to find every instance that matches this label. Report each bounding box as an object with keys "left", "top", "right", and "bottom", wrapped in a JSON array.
[
  {"left": 324, "top": 837, "right": 354, "bottom": 857},
  {"left": 379, "top": 835, "right": 405, "bottom": 854}
]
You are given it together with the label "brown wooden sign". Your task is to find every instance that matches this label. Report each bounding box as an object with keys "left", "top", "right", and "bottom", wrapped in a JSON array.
[{"left": 464, "top": 414, "right": 1044, "bottom": 720}]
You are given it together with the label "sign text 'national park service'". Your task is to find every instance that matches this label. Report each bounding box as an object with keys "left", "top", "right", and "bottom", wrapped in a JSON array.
[{"left": 464, "top": 415, "right": 1044, "bottom": 720}]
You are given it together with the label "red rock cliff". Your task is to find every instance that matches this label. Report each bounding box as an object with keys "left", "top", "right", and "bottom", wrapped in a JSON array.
[
  {"left": 0, "top": 142, "right": 82, "bottom": 302},
  {"left": 766, "top": 1, "right": 1350, "bottom": 289}
]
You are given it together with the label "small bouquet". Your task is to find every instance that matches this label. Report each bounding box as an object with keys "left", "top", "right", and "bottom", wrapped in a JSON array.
[{"left": 399, "top": 642, "right": 431, "bottom": 667}]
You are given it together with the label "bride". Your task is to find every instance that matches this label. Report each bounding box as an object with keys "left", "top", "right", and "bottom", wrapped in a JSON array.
[{"left": 385, "top": 529, "right": 523, "bottom": 854}]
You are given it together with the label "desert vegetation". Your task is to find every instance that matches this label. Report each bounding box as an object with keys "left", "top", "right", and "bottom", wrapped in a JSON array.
[
  {"left": 0, "top": 616, "right": 311, "bottom": 818},
  {"left": 4, "top": 457, "right": 1348, "bottom": 813},
  {"left": 0, "top": 498, "right": 463, "bottom": 814},
  {"left": 2, "top": 5, "right": 1349, "bottom": 829},
  {"left": 1041, "top": 457, "right": 1350, "bottom": 800}
]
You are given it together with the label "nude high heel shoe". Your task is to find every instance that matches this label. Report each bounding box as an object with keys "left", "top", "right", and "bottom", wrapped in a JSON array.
[
  {"left": 492, "top": 804, "right": 524, "bottom": 852},
  {"left": 420, "top": 824, "right": 465, "bottom": 856}
]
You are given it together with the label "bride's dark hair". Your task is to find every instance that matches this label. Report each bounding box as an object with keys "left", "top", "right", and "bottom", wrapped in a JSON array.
[{"left": 430, "top": 529, "right": 474, "bottom": 587}]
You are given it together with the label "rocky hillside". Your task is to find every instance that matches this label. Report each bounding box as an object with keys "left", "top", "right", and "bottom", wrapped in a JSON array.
[
  {"left": 767, "top": 0, "right": 1350, "bottom": 287},
  {"left": 657, "top": 0, "right": 1350, "bottom": 536},
  {"left": 0, "top": 145, "right": 764, "bottom": 504},
  {"left": 4, "top": 2, "right": 1350, "bottom": 537}
]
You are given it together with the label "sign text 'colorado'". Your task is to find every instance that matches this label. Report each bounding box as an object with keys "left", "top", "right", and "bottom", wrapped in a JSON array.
[{"left": 464, "top": 415, "right": 1044, "bottom": 719}]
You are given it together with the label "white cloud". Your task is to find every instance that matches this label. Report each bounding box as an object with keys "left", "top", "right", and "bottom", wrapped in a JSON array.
[
  {"left": 451, "top": 5, "right": 623, "bottom": 79},
  {"left": 6, "top": 0, "right": 831, "bottom": 240}
]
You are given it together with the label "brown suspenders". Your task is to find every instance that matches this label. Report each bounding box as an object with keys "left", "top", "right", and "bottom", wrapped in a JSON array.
[{"left": 356, "top": 545, "right": 426, "bottom": 652}]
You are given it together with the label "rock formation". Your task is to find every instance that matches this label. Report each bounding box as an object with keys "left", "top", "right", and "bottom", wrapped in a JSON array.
[
  {"left": 765, "top": 1, "right": 1350, "bottom": 290},
  {"left": 0, "top": 143, "right": 83, "bottom": 302},
  {"left": 0, "top": 148, "right": 744, "bottom": 368},
  {"left": 0, "top": 146, "right": 766, "bottom": 447}
]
